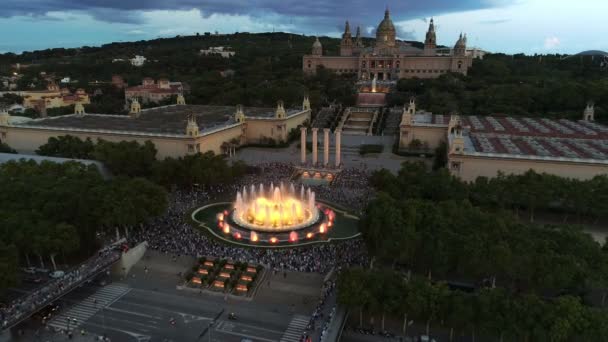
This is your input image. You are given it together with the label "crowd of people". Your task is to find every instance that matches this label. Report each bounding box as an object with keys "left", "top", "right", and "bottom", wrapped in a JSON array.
[
  {"left": 301, "top": 279, "right": 337, "bottom": 342},
  {"left": 128, "top": 162, "right": 372, "bottom": 273},
  {"left": 1, "top": 248, "right": 120, "bottom": 329}
]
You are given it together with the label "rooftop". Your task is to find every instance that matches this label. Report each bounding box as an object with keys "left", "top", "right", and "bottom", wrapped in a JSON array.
[
  {"left": 458, "top": 115, "right": 608, "bottom": 161},
  {"left": 19, "top": 104, "right": 302, "bottom": 136}
]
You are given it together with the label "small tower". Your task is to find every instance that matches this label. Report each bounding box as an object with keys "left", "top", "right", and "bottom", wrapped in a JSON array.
[
  {"left": 354, "top": 26, "right": 364, "bottom": 53},
  {"left": 129, "top": 98, "right": 141, "bottom": 118},
  {"left": 176, "top": 93, "right": 186, "bottom": 105},
  {"left": 453, "top": 33, "right": 467, "bottom": 57},
  {"left": 186, "top": 114, "right": 199, "bottom": 137},
  {"left": 407, "top": 97, "right": 416, "bottom": 115},
  {"left": 0, "top": 107, "right": 10, "bottom": 126},
  {"left": 449, "top": 122, "right": 465, "bottom": 154},
  {"left": 275, "top": 100, "right": 286, "bottom": 119},
  {"left": 235, "top": 104, "right": 246, "bottom": 123},
  {"left": 401, "top": 105, "right": 412, "bottom": 126},
  {"left": 303, "top": 96, "right": 311, "bottom": 111},
  {"left": 312, "top": 37, "right": 323, "bottom": 56},
  {"left": 74, "top": 102, "right": 85, "bottom": 116},
  {"left": 583, "top": 102, "right": 595, "bottom": 122},
  {"left": 424, "top": 18, "right": 437, "bottom": 56},
  {"left": 448, "top": 113, "right": 461, "bottom": 134},
  {"left": 340, "top": 21, "right": 353, "bottom": 57}
]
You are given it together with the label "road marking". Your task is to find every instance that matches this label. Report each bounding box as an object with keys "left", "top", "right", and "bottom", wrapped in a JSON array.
[
  {"left": 100, "top": 315, "right": 160, "bottom": 330},
  {"left": 279, "top": 315, "right": 308, "bottom": 342},
  {"left": 77, "top": 319, "right": 151, "bottom": 342},
  {"left": 49, "top": 283, "right": 131, "bottom": 331},
  {"left": 213, "top": 328, "right": 279, "bottom": 342},
  {"left": 104, "top": 306, "right": 163, "bottom": 320},
  {"left": 178, "top": 311, "right": 212, "bottom": 324},
  {"left": 112, "top": 298, "right": 214, "bottom": 320}
]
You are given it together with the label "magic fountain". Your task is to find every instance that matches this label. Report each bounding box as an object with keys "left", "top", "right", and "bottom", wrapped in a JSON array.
[{"left": 231, "top": 183, "right": 320, "bottom": 232}]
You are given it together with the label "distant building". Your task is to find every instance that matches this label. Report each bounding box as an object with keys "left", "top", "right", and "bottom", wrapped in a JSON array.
[
  {"left": 125, "top": 78, "right": 184, "bottom": 104},
  {"left": 399, "top": 100, "right": 608, "bottom": 181},
  {"left": 303, "top": 9, "right": 474, "bottom": 80},
  {"left": 18, "top": 83, "right": 90, "bottom": 114},
  {"left": 130, "top": 55, "right": 147, "bottom": 67},
  {"left": 436, "top": 47, "right": 488, "bottom": 59},
  {"left": 200, "top": 47, "right": 235, "bottom": 58},
  {"left": 220, "top": 69, "right": 236, "bottom": 78}
]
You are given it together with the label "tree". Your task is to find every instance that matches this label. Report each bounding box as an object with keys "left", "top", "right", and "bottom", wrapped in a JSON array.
[
  {"left": 0, "top": 241, "right": 18, "bottom": 294},
  {"left": 93, "top": 139, "right": 157, "bottom": 177},
  {"left": 36, "top": 135, "right": 95, "bottom": 159},
  {"left": 0, "top": 142, "right": 16, "bottom": 154}
]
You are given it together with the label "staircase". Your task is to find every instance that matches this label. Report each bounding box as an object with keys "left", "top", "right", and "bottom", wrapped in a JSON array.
[{"left": 340, "top": 107, "right": 378, "bottom": 136}]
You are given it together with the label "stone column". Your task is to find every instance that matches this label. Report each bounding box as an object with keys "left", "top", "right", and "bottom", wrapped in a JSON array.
[
  {"left": 323, "top": 128, "right": 330, "bottom": 166},
  {"left": 335, "top": 129, "right": 341, "bottom": 167},
  {"left": 300, "top": 127, "right": 307, "bottom": 164},
  {"left": 312, "top": 128, "right": 318, "bottom": 165}
]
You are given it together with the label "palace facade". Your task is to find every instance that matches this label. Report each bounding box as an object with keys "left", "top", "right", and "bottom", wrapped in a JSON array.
[
  {"left": 303, "top": 9, "right": 473, "bottom": 80},
  {"left": 399, "top": 100, "right": 608, "bottom": 181}
]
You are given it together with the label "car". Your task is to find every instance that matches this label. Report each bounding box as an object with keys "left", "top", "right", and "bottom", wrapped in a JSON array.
[
  {"left": 49, "top": 270, "right": 65, "bottom": 279},
  {"left": 22, "top": 267, "right": 36, "bottom": 274},
  {"left": 35, "top": 267, "right": 50, "bottom": 274},
  {"left": 34, "top": 303, "right": 60, "bottom": 321}
]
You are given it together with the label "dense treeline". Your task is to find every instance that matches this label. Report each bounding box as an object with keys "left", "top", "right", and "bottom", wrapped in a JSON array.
[
  {"left": 359, "top": 162, "right": 608, "bottom": 339},
  {"left": 388, "top": 54, "right": 608, "bottom": 122},
  {"left": 362, "top": 195, "right": 608, "bottom": 292},
  {"left": 371, "top": 162, "right": 608, "bottom": 222},
  {"left": 1, "top": 33, "right": 357, "bottom": 113},
  {"left": 338, "top": 268, "right": 608, "bottom": 341},
  {"left": 0, "top": 160, "right": 167, "bottom": 292},
  {"left": 35, "top": 135, "right": 247, "bottom": 189}
]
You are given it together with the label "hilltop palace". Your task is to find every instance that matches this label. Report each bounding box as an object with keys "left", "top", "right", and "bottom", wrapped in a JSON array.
[{"left": 303, "top": 9, "right": 473, "bottom": 80}]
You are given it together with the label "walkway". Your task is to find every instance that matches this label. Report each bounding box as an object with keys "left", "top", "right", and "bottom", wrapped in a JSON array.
[
  {"left": 49, "top": 283, "right": 131, "bottom": 332},
  {"left": 280, "top": 314, "right": 309, "bottom": 342}
]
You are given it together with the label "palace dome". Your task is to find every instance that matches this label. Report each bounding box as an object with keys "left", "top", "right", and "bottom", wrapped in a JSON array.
[{"left": 376, "top": 9, "right": 396, "bottom": 47}]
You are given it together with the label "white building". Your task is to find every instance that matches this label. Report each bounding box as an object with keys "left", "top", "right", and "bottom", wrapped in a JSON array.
[
  {"left": 200, "top": 47, "right": 235, "bottom": 58},
  {"left": 130, "top": 55, "right": 147, "bottom": 67}
]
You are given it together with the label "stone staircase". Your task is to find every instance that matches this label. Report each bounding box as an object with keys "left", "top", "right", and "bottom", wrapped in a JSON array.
[{"left": 340, "top": 107, "right": 378, "bottom": 136}]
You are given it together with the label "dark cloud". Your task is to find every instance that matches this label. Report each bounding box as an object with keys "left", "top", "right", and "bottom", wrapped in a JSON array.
[
  {"left": 478, "top": 19, "right": 511, "bottom": 24},
  {"left": 1, "top": 0, "right": 516, "bottom": 32}
]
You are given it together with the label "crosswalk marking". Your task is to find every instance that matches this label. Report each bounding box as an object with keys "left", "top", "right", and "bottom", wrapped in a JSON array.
[
  {"left": 280, "top": 315, "right": 309, "bottom": 342},
  {"left": 49, "top": 283, "right": 131, "bottom": 331}
]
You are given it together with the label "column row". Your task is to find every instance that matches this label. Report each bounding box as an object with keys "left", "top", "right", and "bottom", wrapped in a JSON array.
[{"left": 300, "top": 127, "right": 341, "bottom": 167}]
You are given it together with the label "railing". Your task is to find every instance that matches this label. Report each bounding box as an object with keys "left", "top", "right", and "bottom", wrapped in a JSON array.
[{"left": 1, "top": 249, "right": 121, "bottom": 330}]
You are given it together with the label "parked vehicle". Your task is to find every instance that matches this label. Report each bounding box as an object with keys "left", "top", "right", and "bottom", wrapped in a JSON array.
[
  {"left": 35, "top": 267, "right": 50, "bottom": 274},
  {"left": 22, "top": 267, "right": 36, "bottom": 274},
  {"left": 34, "top": 302, "right": 60, "bottom": 321},
  {"left": 49, "top": 270, "right": 65, "bottom": 279}
]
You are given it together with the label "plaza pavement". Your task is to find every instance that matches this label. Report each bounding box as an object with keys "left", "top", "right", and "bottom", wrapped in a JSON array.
[
  {"left": 232, "top": 141, "right": 427, "bottom": 174},
  {"left": 10, "top": 250, "right": 324, "bottom": 342}
]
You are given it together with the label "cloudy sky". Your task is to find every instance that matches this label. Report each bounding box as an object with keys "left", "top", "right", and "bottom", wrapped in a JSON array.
[{"left": 0, "top": 0, "right": 605, "bottom": 54}]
